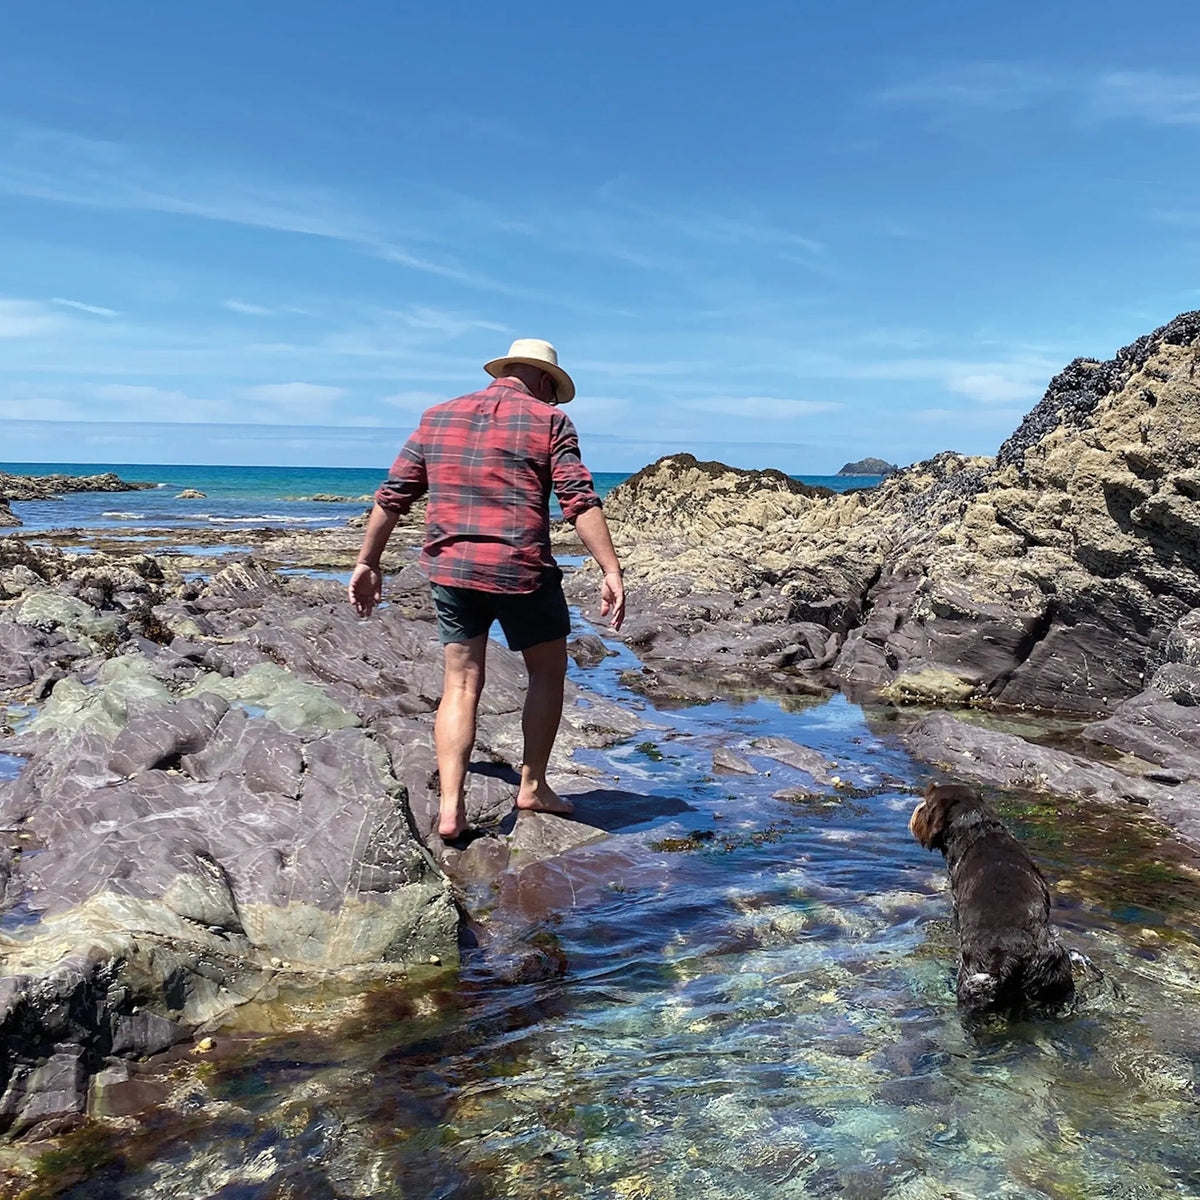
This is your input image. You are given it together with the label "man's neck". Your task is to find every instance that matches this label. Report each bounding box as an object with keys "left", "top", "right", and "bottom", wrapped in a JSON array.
[{"left": 493, "top": 375, "right": 533, "bottom": 396}]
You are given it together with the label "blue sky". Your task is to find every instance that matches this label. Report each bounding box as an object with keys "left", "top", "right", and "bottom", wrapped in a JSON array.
[{"left": 3, "top": 0, "right": 1200, "bottom": 473}]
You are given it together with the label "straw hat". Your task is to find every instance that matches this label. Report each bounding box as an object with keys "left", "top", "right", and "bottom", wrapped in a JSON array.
[{"left": 484, "top": 338, "right": 576, "bottom": 404}]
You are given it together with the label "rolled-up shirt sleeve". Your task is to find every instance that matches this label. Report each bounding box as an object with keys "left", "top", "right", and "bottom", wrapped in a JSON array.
[
  {"left": 374, "top": 428, "right": 428, "bottom": 514},
  {"left": 550, "top": 411, "right": 601, "bottom": 523}
]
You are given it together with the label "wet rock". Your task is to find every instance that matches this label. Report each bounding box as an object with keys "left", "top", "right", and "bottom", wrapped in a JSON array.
[
  {"left": 1082, "top": 692, "right": 1200, "bottom": 787},
  {"left": 567, "top": 633, "right": 614, "bottom": 667},
  {"left": 0, "top": 499, "right": 19, "bottom": 527},
  {"left": 750, "top": 736, "right": 839, "bottom": 784},
  {"left": 900, "top": 710, "right": 1200, "bottom": 843},
  {"left": 712, "top": 745, "right": 756, "bottom": 775},
  {"left": 107, "top": 692, "right": 231, "bottom": 776},
  {"left": 878, "top": 668, "right": 979, "bottom": 705},
  {"left": 507, "top": 811, "right": 608, "bottom": 868},
  {"left": 14, "top": 592, "right": 123, "bottom": 653},
  {"left": 175, "top": 489, "right": 206, "bottom": 499}
]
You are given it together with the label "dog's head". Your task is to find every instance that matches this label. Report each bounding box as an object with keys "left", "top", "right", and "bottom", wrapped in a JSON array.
[{"left": 909, "top": 781, "right": 985, "bottom": 851}]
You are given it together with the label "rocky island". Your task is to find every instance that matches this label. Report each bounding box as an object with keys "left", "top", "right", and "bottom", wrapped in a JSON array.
[
  {"left": 2, "top": 310, "right": 1200, "bottom": 1165},
  {"left": 837, "top": 457, "right": 897, "bottom": 476}
]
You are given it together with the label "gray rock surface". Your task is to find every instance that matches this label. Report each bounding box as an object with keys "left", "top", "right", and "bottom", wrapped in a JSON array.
[
  {"left": 0, "top": 550, "right": 644, "bottom": 1136},
  {"left": 901, "top": 709, "right": 1200, "bottom": 845}
]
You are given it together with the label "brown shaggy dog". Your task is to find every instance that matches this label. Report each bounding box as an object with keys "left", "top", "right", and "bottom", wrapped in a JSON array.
[{"left": 910, "top": 782, "right": 1075, "bottom": 1018}]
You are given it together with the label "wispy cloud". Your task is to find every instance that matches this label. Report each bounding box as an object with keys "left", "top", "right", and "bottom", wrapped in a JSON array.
[
  {"left": 878, "top": 62, "right": 1200, "bottom": 130},
  {"left": 0, "top": 119, "right": 543, "bottom": 299},
  {"left": 0, "top": 297, "right": 63, "bottom": 339},
  {"left": 222, "top": 299, "right": 275, "bottom": 316},
  {"left": 1090, "top": 71, "right": 1200, "bottom": 126},
  {"left": 239, "top": 382, "right": 348, "bottom": 420},
  {"left": 838, "top": 354, "right": 1056, "bottom": 406},
  {"left": 0, "top": 397, "right": 84, "bottom": 421},
  {"left": 51, "top": 297, "right": 120, "bottom": 317},
  {"left": 877, "top": 62, "right": 1058, "bottom": 112},
  {"left": 92, "top": 383, "right": 235, "bottom": 423},
  {"left": 683, "top": 396, "right": 840, "bottom": 419}
]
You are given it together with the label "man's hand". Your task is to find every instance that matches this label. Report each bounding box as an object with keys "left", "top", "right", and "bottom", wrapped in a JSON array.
[
  {"left": 348, "top": 563, "right": 383, "bottom": 618},
  {"left": 573, "top": 506, "right": 625, "bottom": 632},
  {"left": 600, "top": 569, "right": 625, "bottom": 631}
]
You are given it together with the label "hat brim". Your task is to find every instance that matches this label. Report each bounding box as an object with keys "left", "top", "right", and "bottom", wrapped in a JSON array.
[{"left": 484, "top": 356, "right": 575, "bottom": 404}]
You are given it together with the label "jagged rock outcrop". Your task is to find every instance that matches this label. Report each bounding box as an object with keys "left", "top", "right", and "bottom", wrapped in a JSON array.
[
  {"left": 0, "top": 500, "right": 19, "bottom": 528},
  {"left": 0, "top": 471, "right": 156, "bottom": 501},
  {"left": 583, "top": 313, "right": 1200, "bottom": 717}
]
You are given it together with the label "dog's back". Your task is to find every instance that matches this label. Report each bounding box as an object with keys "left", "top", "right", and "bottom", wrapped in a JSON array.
[{"left": 911, "top": 782, "right": 1075, "bottom": 1017}]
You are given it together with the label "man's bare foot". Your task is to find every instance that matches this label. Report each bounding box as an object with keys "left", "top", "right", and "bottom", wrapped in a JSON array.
[
  {"left": 438, "top": 798, "right": 468, "bottom": 839},
  {"left": 515, "top": 782, "right": 574, "bottom": 816}
]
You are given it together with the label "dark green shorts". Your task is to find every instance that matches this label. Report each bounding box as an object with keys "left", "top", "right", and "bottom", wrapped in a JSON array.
[{"left": 430, "top": 568, "right": 570, "bottom": 652}]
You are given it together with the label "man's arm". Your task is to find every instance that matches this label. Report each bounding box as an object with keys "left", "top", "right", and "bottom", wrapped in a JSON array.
[
  {"left": 348, "top": 504, "right": 401, "bottom": 617},
  {"left": 547, "top": 410, "right": 624, "bottom": 630},
  {"left": 573, "top": 505, "right": 625, "bottom": 632},
  {"left": 348, "top": 429, "right": 427, "bottom": 618}
]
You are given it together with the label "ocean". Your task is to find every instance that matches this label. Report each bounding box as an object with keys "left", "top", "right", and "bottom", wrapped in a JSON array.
[{"left": 0, "top": 462, "right": 882, "bottom": 535}]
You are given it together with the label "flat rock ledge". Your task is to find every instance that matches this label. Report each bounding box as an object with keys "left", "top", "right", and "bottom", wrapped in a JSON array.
[{"left": 0, "top": 543, "right": 642, "bottom": 1138}]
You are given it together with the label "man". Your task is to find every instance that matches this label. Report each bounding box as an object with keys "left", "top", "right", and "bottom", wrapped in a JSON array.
[{"left": 348, "top": 338, "right": 625, "bottom": 841}]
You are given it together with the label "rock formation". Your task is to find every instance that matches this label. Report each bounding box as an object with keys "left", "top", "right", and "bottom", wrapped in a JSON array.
[
  {"left": 584, "top": 313, "right": 1200, "bottom": 720},
  {"left": 0, "top": 471, "right": 156, "bottom": 501},
  {"left": 568, "top": 313, "right": 1200, "bottom": 832},
  {"left": 837, "top": 457, "right": 897, "bottom": 476},
  {"left": 0, "top": 540, "right": 639, "bottom": 1135}
]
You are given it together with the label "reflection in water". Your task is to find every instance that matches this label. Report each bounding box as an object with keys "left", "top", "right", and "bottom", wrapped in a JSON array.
[{"left": 31, "top": 644, "right": 1200, "bottom": 1198}]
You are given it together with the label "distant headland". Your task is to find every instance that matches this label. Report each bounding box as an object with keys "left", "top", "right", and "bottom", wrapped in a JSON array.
[{"left": 837, "top": 457, "right": 897, "bottom": 476}]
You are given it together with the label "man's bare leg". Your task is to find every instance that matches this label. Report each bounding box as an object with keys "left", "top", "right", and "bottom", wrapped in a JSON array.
[
  {"left": 434, "top": 635, "right": 487, "bottom": 838},
  {"left": 516, "top": 637, "right": 573, "bottom": 815}
]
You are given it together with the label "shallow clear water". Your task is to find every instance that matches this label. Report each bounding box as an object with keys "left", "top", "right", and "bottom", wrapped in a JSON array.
[{"left": 30, "top": 609, "right": 1200, "bottom": 1199}]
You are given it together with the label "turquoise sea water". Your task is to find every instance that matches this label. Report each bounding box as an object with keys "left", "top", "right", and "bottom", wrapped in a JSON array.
[{"left": 0, "top": 462, "right": 881, "bottom": 535}]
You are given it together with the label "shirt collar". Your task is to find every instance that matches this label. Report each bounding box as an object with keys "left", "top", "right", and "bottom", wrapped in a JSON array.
[{"left": 489, "top": 375, "right": 533, "bottom": 397}]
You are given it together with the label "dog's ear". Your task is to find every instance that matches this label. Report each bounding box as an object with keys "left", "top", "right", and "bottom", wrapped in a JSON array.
[{"left": 909, "top": 782, "right": 950, "bottom": 849}]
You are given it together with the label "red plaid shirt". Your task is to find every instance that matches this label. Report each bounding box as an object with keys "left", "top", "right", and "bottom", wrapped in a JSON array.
[{"left": 375, "top": 378, "right": 602, "bottom": 593}]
